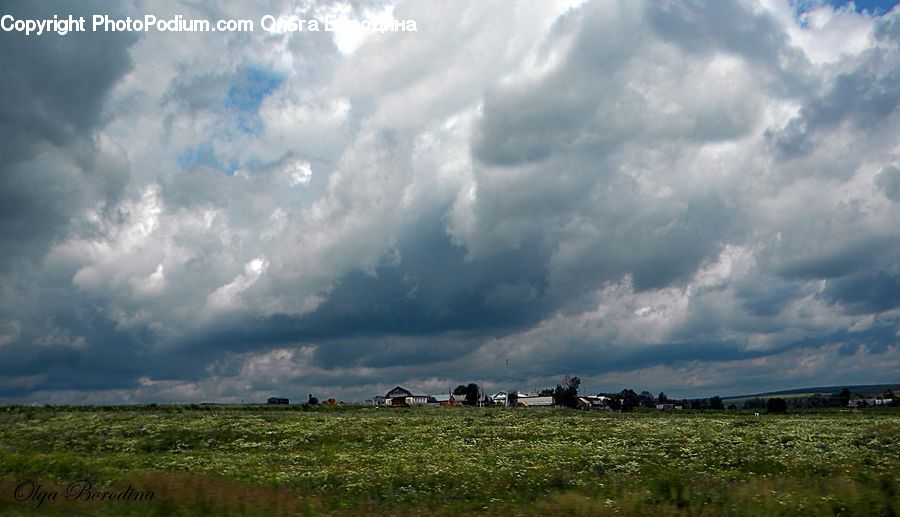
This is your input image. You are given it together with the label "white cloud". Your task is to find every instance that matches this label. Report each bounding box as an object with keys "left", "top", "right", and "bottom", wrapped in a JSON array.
[{"left": 205, "top": 257, "right": 269, "bottom": 315}]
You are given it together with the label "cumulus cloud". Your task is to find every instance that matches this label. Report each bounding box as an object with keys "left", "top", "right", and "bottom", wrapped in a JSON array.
[{"left": 1, "top": 0, "right": 899, "bottom": 403}]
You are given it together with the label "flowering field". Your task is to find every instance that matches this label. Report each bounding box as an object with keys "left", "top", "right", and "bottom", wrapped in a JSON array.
[{"left": 0, "top": 405, "right": 897, "bottom": 515}]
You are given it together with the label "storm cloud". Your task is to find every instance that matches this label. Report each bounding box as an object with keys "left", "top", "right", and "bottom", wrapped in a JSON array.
[{"left": 1, "top": 0, "right": 898, "bottom": 403}]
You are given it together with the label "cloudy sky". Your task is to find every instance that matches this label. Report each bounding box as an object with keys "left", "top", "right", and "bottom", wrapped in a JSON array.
[{"left": 1, "top": 0, "right": 899, "bottom": 404}]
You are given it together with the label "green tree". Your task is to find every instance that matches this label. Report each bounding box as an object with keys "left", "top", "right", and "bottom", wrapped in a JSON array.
[
  {"left": 453, "top": 385, "right": 467, "bottom": 396},
  {"left": 743, "top": 397, "right": 766, "bottom": 409},
  {"left": 766, "top": 397, "right": 787, "bottom": 414},
  {"left": 619, "top": 389, "right": 640, "bottom": 412},
  {"left": 553, "top": 376, "right": 581, "bottom": 408},
  {"left": 710, "top": 395, "right": 725, "bottom": 410},
  {"left": 465, "top": 383, "right": 480, "bottom": 406},
  {"left": 692, "top": 398, "right": 709, "bottom": 410},
  {"left": 608, "top": 396, "right": 622, "bottom": 411},
  {"left": 838, "top": 387, "right": 851, "bottom": 407}
]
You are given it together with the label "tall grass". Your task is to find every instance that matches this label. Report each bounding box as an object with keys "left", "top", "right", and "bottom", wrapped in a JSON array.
[{"left": 0, "top": 406, "right": 897, "bottom": 515}]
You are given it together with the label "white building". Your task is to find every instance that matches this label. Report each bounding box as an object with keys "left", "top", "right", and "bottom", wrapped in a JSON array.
[{"left": 515, "top": 395, "right": 554, "bottom": 407}]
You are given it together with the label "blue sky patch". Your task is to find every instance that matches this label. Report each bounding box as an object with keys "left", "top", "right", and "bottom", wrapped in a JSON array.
[
  {"left": 225, "top": 67, "right": 284, "bottom": 134},
  {"left": 177, "top": 143, "right": 239, "bottom": 174},
  {"left": 793, "top": 0, "right": 900, "bottom": 15}
]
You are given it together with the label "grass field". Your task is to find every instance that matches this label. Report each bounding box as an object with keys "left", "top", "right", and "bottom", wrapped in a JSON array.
[{"left": 0, "top": 405, "right": 897, "bottom": 515}]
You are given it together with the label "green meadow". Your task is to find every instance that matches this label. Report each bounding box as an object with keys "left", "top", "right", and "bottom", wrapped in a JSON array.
[{"left": 0, "top": 405, "right": 897, "bottom": 515}]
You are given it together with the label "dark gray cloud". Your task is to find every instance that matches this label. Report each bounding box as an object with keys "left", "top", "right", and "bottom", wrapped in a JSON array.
[
  {"left": 645, "top": 0, "right": 814, "bottom": 94},
  {"left": 770, "top": 51, "right": 900, "bottom": 159},
  {"left": 877, "top": 165, "right": 900, "bottom": 202},
  {"left": 1, "top": 0, "right": 899, "bottom": 403},
  {"left": 0, "top": 1, "right": 136, "bottom": 158},
  {"left": 0, "top": 0, "right": 137, "bottom": 291},
  {"left": 822, "top": 264, "right": 900, "bottom": 314}
]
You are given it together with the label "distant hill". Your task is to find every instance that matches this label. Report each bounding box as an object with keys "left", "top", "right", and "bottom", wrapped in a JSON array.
[{"left": 720, "top": 383, "right": 898, "bottom": 402}]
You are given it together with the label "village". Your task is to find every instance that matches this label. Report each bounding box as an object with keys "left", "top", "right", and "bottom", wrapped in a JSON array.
[
  {"left": 265, "top": 380, "right": 688, "bottom": 411},
  {"left": 367, "top": 385, "right": 688, "bottom": 410},
  {"left": 369, "top": 386, "right": 624, "bottom": 409},
  {"left": 264, "top": 382, "right": 897, "bottom": 411}
]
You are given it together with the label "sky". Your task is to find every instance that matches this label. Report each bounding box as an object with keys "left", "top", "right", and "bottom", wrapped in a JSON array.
[{"left": 1, "top": 0, "right": 899, "bottom": 404}]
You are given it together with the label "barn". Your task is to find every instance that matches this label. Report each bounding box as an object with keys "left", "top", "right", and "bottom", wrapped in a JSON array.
[
  {"left": 431, "top": 393, "right": 461, "bottom": 406},
  {"left": 385, "top": 386, "right": 430, "bottom": 406}
]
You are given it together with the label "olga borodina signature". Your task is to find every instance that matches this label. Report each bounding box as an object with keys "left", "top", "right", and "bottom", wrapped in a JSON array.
[{"left": 14, "top": 480, "right": 155, "bottom": 508}]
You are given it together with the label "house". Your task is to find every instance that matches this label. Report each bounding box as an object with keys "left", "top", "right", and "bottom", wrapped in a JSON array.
[
  {"left": 655, "top": 403, "right": 683, "bottom": 410},
  {"left": 515, "top": 395, "right": 554, "bottom": 407},
  {"left": 848, "top": 398, "right": 893, "bottom": 408},
  {"left": 267, "top": 397, "right": 289, "bottom": 405},
  {"left": 373, "top": 396, "right": 387, "bottom": 406},
  {"left": 432, "top": 393, "right": 461, "bottom": 406},
  {"left": 490, "top": 391, "right": 509, "bottom": 407},
  {"left": 385, "top": 386, "right": 430, "bottom": 406},
  {"left": 577, "top": 395, "right": 611, "bottom": 410}
]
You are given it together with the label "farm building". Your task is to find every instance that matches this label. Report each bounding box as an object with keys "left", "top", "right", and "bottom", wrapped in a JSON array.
[
  {"left": 490, "top": 391, "right": 509, "bottom": 406},
  {"left": 577, "top": 395, "right": 611, "bottom": 410},
  {"left": 515, "top": 395, "right": 554, "bottom": 407},
  {"left": 848, "top": 398, "right": 893, "bottom": 408},
  {"left": 267, "top": 397, "right": 289, "bottom": 405},
  {"left": 431, "top": 393, "right": 461, "bottom": 406},
  {"left": 385, "top": 386, "right": 430, "bottom": 406},
  {"left": 655, "top": 403, "right": 683, "bottom": 410}
]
